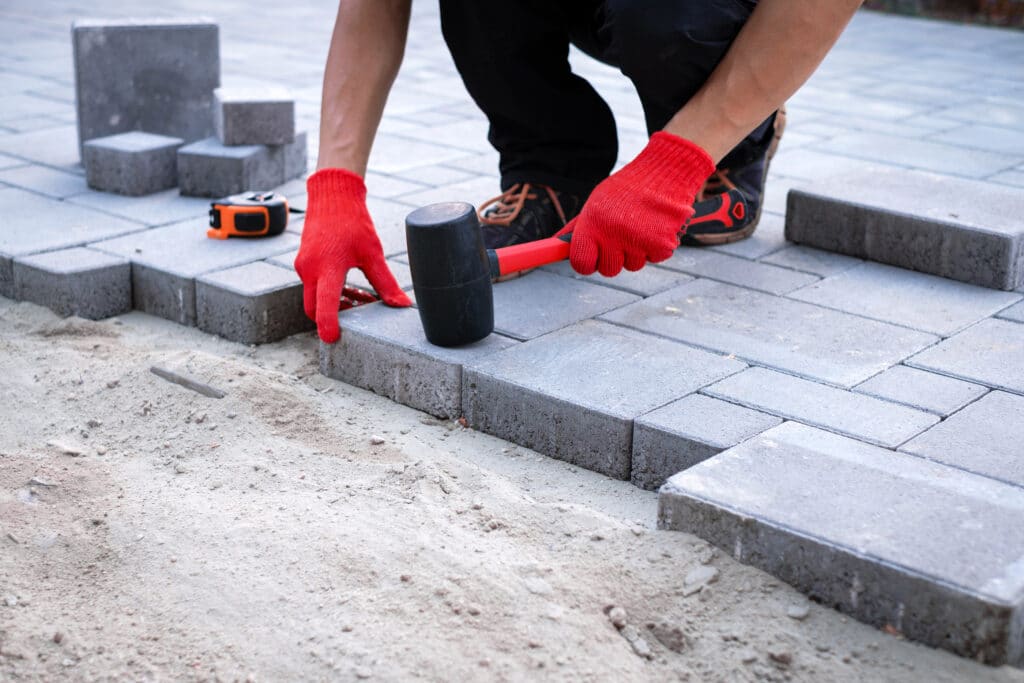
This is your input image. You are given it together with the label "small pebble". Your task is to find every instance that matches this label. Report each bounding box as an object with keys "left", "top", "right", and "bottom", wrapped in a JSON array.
[
  {"left": 369, "top": 436, "right": 386, "bottom": 446},
  {"left": 3, "top": 595, "right": 17, "bottom": 607},
  {"left": 354, "top": 666, "right": 372, "bottom": 679},
  {"left": 53, "top": 632, "right": 64, "bottom": 645},
  {"left": 786, "top": 604, "right": 810, "bottom": 621},
  {"left": 607, "top": 606, "right": 628, "bottom": 630},
  {"left": 769, "top": 649, "right": 793, "bottom": 667}
]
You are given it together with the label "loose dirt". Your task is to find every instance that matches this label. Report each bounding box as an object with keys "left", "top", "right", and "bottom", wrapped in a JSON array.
[{"left": 2, "top": 297, "right": 1021, "bottom": 682}]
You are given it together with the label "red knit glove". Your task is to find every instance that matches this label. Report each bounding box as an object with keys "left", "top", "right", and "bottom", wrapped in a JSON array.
[
  {"left": 295, "top": 168, "right": 411, "bottom": 343},
  {"left": 561, "top": 132, "right": 715, "bottom": 277}
]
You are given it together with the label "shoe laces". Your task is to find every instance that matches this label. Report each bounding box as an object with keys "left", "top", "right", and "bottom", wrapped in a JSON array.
[
  {"left": 696, "top": 169, "right": 737, "bottom": 202},
  {"left": 478, "top": 183, "right": 567, "bottom": 226}
]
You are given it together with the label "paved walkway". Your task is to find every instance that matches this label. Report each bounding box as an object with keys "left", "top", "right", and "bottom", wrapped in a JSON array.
[{"left": 2, "top": 0, "right": 1024, "bottom": 666}]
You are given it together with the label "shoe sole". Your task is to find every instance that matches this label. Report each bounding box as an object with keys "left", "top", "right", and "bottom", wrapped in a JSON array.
[{"left": 686, "top": 104, "right": 787, "bottom": 247}]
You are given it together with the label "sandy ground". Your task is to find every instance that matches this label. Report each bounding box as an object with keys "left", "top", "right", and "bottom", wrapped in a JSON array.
[{"left": 1, "top": 297, "right": 1022, "bottom": 683}]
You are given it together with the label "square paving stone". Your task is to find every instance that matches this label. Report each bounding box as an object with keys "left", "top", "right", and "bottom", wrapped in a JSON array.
[
  {"left": 788, "top": 262, "right": 1022, "bottom": 336},
  {"left": 703, "top": 366, "right": 938, "bottom": 448},
  {"left": 177, "top": 137, "right": 283, "bottom": 198},
  {"left": 761, "top": 245, "right": 864, "bottom": 278},
  {"left": 12, "top": 247, "right": 130, "bottom": 320},
  {"left": 901, "top": 391, "right": 1024, "bottom": 487},
  {"left": 541, "top": 261, "right": 691, "bottom": 297},
  {"left": 601, "top": 279, "right": 937, "bottom": 388},
  {"left": 491, "top": 271, "right": 639, "bottom": 341},
  {"left": 90, "top": 219, "right": 299, "bottom": 325},
  {"left": 83, "top": 131, "right": 184, "bottom": 196},
  {"left": 785, "top": 168, "right": 1024, "bottom": 290},
  {"left": 658, "top": 421, "right": 1024, "bottom": 666},
  {"left": 214, "top": 87, "right": 295, "bottom": 146},
  {"left": 0, "top": 187, "right": 145, "bottom": 298},
  {"left": 72, "top": 19, "right": 219, "bottom": 155},
  {"left": 320, "top": 303, "right": 517, "bottom": 419},
  {"left": 855, "top": 365, "right": 987, "bottom": 417},
  {"left": 908, "top": 318, "right": 1024, "bottom": 394},
  {"left": 196, "top": 261, "right": 312, "bottom": 344},
  {"left": 631, "top": 394, "right": 781, "bottom": 491},
  {"left": 463, "top": 320, "right": 745, "bottom": 480}
]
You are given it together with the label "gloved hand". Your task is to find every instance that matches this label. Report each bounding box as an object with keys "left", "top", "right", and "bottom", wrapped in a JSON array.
[
  {"left": 295, "top": 168, "right": 411, "bottom": 343},
  {"left": 560, "top": 132, "right": 715, "bottom": 277}
]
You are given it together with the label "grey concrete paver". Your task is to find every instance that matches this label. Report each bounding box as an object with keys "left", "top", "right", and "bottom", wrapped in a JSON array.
[
  {"left": 541, "top": 260, "right": 691, "bottom": 298},
  {"left": 0, "top": 124, "right": 81, "bottom": 169},
  {"left": 0, "top": 186, "right": 145, "bottom": 297},
  {"left": 491, "top": 271, "right": 640, "bottom": 341},
  {"left": 12, "top": 246, "right": 130, "bottom": 320},
  {"left": 901, "top": 391, "right": 1024, "bottom": 487},
  {"left": 761, "top": 245, "right": 863, "bottom": 278},
  {"left": 703, "top": 366, "right": 938, "bottom": 448},
  {"left": 66, "top": 189, "right": 210, "bottom": 227},
  {"left": 997, "top": 300, "right": 1024, "bottom": 323},
  {"left": 196, "top": 261, "right": 312, "bottom": 343},
  {"left": 706, "top": 211, "right": 787, "bottom": 260},
  {"left": 786, "top": 168, "right": 1024, "bottom": 290},
  {"left": 661, "top": 249, "right": 819, "bottom": 296},
  {"left": 931, "top": 124, "right": 1024, "bottom": 156},
  {"left": 908, "top": 318, "right": 1024, "bottom": 395},
  {"left": 788, "top": 262, "right": 1022, "bottom": 336},
  {"left": 83, "top": 131, "right": 183, "bottom": 196},
  {"left": 854, "top": 365, "right": 987, "bottom": 417},
  {"left": 464, "top": 320, "right": 745, "bottom": 479},
  {"left": 0, "top": 163, "right": 88, "bottom": 198},
  {"left": 214, "top": 87, "right": 295, "bottom": 146},
  {"left": 90, "top": 219, "right": 298, "bottom": 325},
  {"left": 659, "top": 421, "right": 1024, "bottom": 666},
  {"left": 601, "top": 279, "right": 937, "bottom": 388},
  {"left": 632, "top": 394, "right": 781, "bottom": 491},
  {"left": 321, "top": 303, "right": 518, "bottom": 419},
  {"left": 815, "top": 132, "right": 1021, "bottom": 178}
]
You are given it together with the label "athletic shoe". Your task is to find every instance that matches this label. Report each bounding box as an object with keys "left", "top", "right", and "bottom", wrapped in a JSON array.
[
  {"left": 478, "top": 183, "right": 582, "bottom": 250},
  {"left": 682, "top": 105, "right": 786, "bottom": 246}
]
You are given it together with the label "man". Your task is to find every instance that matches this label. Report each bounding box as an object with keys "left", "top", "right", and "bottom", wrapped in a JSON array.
[{"left": 297, "top": 0, "right": 862, "bottom": 343}]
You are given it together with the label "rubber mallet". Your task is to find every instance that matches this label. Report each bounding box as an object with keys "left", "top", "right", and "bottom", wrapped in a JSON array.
[{"left": 405, "top": 201, "right": 571, "bottom": 346}]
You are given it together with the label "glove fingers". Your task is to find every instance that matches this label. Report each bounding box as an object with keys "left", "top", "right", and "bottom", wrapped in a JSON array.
[
  {"left": 302, "top": 275, "right": 318, "bottom": 323},
  {"left": 569, "top": 232, "right": 599, "bottom": 276},
  {"left": 624, "top": 250, "right": 646, "bottom": 272},
  {"left": 647, "top": 244, "right": 676, "bottom": 264},
  {"left": 315, "top": 271, "right": 346, "bottom": 344},
  {"left": 363, "top": 257, "right": 412, "bottom": 308},
  {"left": 597, "top": 248, "right": 624, "bottom": 278}
]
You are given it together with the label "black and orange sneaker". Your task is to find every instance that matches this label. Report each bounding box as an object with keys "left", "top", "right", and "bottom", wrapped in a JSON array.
[
  {"left": 682, "top": 105, "right": 786, "bottom": 246},
  {"left": 477, "top": 183, "right": 583, "bottom": 250}
]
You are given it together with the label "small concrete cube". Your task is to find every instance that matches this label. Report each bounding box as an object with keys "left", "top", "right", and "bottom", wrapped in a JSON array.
[
  {"left": 196, "top": 261, "right": 312, "bottom": 343},
  {"left": 214, "top": 87, "right": 295, "bottom": 145},
  {"left": 631, "top": 394, "right": 781, "bottom": 491},
  {"left": 83, "top": 131, "right": 184, "bottom": 196},
  {"left": 320, "top": 304, "right": 518, "bottom": 419},
  {"left": 785, "top": 168, "right": 1024, "bottom": 290},
  {"left": 12, "top": 247, "right": 130, "bottom": 319},
  {"left": 72, "top": 19, "right": 219, "bottom": 156},
  {"left": 659, "top": 421, "right": 1024, "bottom": 666}
]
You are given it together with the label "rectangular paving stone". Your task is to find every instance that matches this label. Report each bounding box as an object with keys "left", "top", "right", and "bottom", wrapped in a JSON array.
[
  {"left": 997, "top": 300, "right": 1024, "bottom": 323},
  {"left": 901, "top": 391, "right": 1024, "bottom": 487},
  {"left": 601, "top": 279, "right": 937, "bottom": 388},
  {"left": 491, "top": 271, "right": 639, "bottom": 341},
  {"left": 631, "top": 394, "right": 781, "bottom": 491},
  {"left": 541, "top": 260, "right": 691, "bottom": 297},
  {"left": 788, "top": 262, "right": 1022, "bottom": 336},
  {"left": 72, "top": 19, "right": 219, "bottom": 155},
  {"left": 0, "top": 164, "right": 88, "bottom": 199},
  {"left": 761, "top": 245, "right": 864, "bottom": 278},
  {"left": 707, "top": 212, "right": 788, "bottom": 261},
  {"left": 785, "top": 168, "right": 1024, "bottom": 290},
  {"left": 855, "top": 365, "right": 987, "bottom": 417},
  {"left": 908, "top": 318, "right": 1024, "bottom": 394},
  {"left": 463, "top": 320, "right": 745, "bottom": 480},
  {"left": 177, "top": 137, "right": 281, "bottom": 198},
  {"left": 703, "top": 366, "right": 937, "bottom": 448},
  {"left": 214, "top": 87, "right": 295, "bottom": 146},
  {"left": 658, "top": 421, "right": 1024, "bottom": 666},
  {"left": 815, "top": 132, "right": 1019, "bottom": 178},
  {"left": 195, "top": 261, "right": 312, "bottom": 343},
  {"left": 660, "top": 249, "right": 819, "bottom": 296},
  {"left": 0, "top": 125, "right": 80, "bottom": 169},
  {"left": 320, "top": 303, "right": 517, "bottom": 419},
  {"left": 90, "top": 220, "right": 298, "bottom": 325},
  {"left": 12, "top": 247, "right": 130, "bottom": 320},
  {"left": 83, "top": 131, "right": 184, "bottom": 196},
  {"left": 0, "top": 187, "right": 145, "bottom": 298},
  {"left": 67, "top": 188, "right": 210, "bottom": 227}
]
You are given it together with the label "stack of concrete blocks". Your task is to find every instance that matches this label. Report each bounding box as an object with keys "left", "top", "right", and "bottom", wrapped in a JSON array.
[
  {"left": 73, "top": 18, "right": 220, "bottom": 195},
  {"left": 177, "top": 87, "right": 307, "bottom": 198}
]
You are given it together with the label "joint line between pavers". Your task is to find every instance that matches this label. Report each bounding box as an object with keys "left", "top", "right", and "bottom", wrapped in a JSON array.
[
  {"left": 663, "top": 489, "right": 1019, "bottom": 606},
  {"left": 903, "top": 357, "right": 1024, "bottom": 399},
  {"left": 894, "top": 446, "right": 1024, "bottom": 499}
]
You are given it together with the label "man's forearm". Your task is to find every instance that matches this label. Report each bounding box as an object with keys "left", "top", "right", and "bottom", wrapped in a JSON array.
[
  {"left": 664, "top": 0, "right": 863, "bottom": 162},
  {"left": 317, "top": 0, "right": 412, "bottom": 174}
]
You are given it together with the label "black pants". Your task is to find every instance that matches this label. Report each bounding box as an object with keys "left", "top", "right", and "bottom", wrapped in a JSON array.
[{"left": 439, "top": 0, "right": 772, "bottom": 197}]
